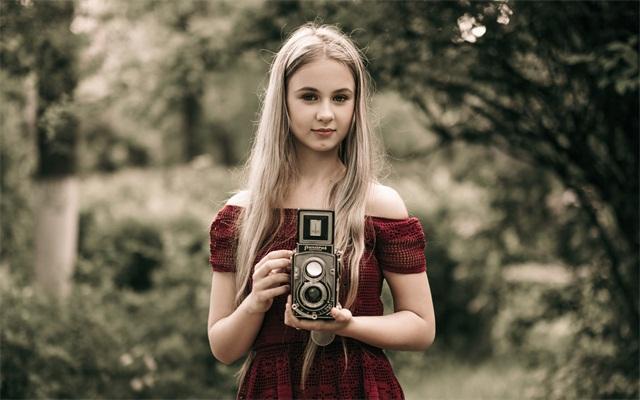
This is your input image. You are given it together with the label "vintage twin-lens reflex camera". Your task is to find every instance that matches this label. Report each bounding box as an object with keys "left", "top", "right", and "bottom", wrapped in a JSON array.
[{"left": 290, "top": 209, "right": 341, "bottom": 320}]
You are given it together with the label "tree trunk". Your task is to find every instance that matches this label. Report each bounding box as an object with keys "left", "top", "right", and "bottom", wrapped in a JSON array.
[
  {"left": 34, "top": 176, "right": 79, "bottom": 298},
  {"left": 28, "top": 1, "right": 80, "bottom": 299}
]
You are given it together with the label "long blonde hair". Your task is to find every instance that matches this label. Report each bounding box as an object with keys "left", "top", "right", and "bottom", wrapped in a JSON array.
[{"left": 234, "top": 23, "right": 379, "bottom": 388}]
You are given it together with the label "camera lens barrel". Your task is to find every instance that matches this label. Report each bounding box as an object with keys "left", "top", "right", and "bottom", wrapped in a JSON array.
[{"left": 298, "top": 282, "right": 328, "bottom": 310}]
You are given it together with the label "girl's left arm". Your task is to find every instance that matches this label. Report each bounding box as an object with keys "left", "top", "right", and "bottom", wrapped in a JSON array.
[
  {"left": 339, "top": 270, "right": 435, "bottom": 350},
  {"left": 284, "top": 270, "right": 436, "bottom": 351}
]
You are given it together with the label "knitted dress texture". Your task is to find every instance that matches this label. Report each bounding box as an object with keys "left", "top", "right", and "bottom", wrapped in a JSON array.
[{"left": 209, "top": 205, "right": 427, "bottom": 399}]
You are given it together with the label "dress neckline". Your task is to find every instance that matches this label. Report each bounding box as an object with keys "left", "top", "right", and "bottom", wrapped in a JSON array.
[{"left": 221, "top": 204, "right": 417, "bottom": 222}]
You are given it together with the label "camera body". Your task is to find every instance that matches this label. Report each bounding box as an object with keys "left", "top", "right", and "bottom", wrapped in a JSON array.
[{"left": 290, "top": 209, "right": 340, "bottom": 320}]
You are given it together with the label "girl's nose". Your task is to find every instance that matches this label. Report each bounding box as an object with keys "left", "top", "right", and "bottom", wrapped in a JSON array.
[{"left": 316, "top": 101, "right": 334, "bottom": 123}]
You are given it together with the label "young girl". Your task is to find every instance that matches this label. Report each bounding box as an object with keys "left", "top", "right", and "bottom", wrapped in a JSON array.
[{"left": 207, "top": 23, "right": 435, "bottom": 399}]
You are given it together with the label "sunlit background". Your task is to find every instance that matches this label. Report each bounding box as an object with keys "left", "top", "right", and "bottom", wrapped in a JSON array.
[{"left": 1, "top": 1, "right": 638, "bottom": 399}]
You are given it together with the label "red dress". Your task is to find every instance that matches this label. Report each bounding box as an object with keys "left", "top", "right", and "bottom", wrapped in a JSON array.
[{"left": 209, "top": 205, "right": 427, "bottom": 399}]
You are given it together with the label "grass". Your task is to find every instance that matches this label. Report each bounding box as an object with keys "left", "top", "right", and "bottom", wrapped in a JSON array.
[{"left": 396, "top": 353, "right": 542, "bottom": 400}]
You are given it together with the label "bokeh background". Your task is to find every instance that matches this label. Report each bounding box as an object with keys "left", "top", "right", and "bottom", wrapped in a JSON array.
[{"left": 1, "top": 1, "right": 638, "bottom": 399}]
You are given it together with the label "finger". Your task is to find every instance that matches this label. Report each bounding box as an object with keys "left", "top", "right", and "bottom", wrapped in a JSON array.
[
  {"left": 269, "top": 264, "right": 292, "bottom": 275},
  {"left": 260, "top": 284, "right": 290, "bottom": 301},
  {"left": 262, "top": 249, "right": 294, "bottom": 263},
  {"left": 253, "top": 273, "right": 290, "bottom": 291},
  {"left": 295, "top": 320, "right": 326, "bottom": 331},
  {"left": 254, "top": 258, "right": 291, "bottom": 279},
  {"left": 284, "top": 305, "right": 324, "bottom": 331},
  {"left": 272, "top": 262, "right": 294, "bottom": 272},
  {"left": 264, "top": 257, "right": 292, "bottom": 272},
  {"left": 330, "top": 308, "right": 352, "bottom": 323},
  {"left": 284, "top": 295, "right": 298, "bottom": 328},
  {"left": 253, "top": 250, "right": 292, "bottom": 275},
  {"left": 285, "top": 296, "right": 307, "bottom": 331}
]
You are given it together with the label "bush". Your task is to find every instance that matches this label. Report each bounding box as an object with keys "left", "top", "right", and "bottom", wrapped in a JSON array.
[
  {"left": 70, "top": 186, "right": 234, "bottom": 397},
  {"left": 0, "top": 71, "right": 36, "bottom": 284},
  {"left": 491, "top": 264, "right": 578, "bottom": 367},
  {"left": 0, "top": 270, "right": 135, "bottom": 398},
  {"left": 1, "top": 252, "right": 231, "bottom": 399},
  {"left": 417, "top": 212, "right": 494, "bottom": 358},
  {"left": 541, "top": 264, "right": 639, "bottom": 399},
  {"left": 492, "top": 262, "right": 639, "bottom": 399},
  {"left": 77, "top": 216, "right": 163, "bottom": 292},
  {"left": 79, "top": 121, "right": 151, "bottom": 173}
]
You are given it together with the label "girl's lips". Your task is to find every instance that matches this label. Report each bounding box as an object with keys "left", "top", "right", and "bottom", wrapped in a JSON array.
[{"left": 311, "top": 129, "right": 336, "bottom": 136}]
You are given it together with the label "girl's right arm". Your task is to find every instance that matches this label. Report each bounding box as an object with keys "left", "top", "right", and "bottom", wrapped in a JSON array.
[{"left": 207, "top": 250, "right": 292, "bottom": 365}]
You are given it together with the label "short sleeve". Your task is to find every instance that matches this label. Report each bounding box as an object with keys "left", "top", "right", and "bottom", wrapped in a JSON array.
[
  {"left": 209, "top": 205, "right": 241, "bottom": 273},
  {"left": 372, "top": 216, "right": 427, "bottom": 274}
]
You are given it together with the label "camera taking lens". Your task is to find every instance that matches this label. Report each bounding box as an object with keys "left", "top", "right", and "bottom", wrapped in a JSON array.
[{"left": 305, "top": 286, "right": 322, "bottom": 302}]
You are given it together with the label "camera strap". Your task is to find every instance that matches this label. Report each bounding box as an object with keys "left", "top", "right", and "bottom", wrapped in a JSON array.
[{"left": 311, "top": 331, "right": 335, "bottom": 346}]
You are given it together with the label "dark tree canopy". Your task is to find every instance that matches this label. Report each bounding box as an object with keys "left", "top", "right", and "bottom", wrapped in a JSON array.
[
  {"left": 233, "top": 0, "right": 638, "bottom": 325},
  {"left": 231, "top": 1, "right": 639, "bottom": 397},
  {"left": 364, "top": 0, "right": 640, "bottom": 327},
  {"left": 1, "top": 0, "right": 80, "bottom": 177}
]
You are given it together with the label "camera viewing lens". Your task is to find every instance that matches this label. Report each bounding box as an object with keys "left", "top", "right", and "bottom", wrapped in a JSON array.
[
  {"left": 304, "top": 286, "right": 323, "bottom": 303},
  {"left": 305, "top": 261, "right": 323, "bottom": 278}
]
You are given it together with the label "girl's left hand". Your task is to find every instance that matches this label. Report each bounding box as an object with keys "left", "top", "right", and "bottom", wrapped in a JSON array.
[{"left": 284, "top": 295, "right": 352, "bottom": 333}]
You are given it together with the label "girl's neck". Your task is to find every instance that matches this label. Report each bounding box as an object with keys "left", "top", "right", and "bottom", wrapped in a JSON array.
[
  {"left": 282, "top": 146, "right": 345, "bottom": 209},
  {"left": 294, "top": 146, "right": 344, "bottom": 186}
]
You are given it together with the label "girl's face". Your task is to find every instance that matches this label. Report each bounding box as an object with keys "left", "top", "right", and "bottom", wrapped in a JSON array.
[{"left": 286, "top": 58, "right": 355, "bottom": 155}]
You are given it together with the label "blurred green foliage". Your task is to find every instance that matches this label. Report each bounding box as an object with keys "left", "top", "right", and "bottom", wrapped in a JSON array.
[
  {"left": 1, "top": 0, "right": 81, "bottom": 178},
  {"left": 1, "top": 162, "right": 241, "bottom": 398},
  {"left": 0, "top": 70, "right": 36, "bottom": 281},
  {"left": 1, "top": 260, "right": 231, "bottom": 398},
  {"left": 69, "top": 0, "right": 262, "bottom": 167},
  {"left": 230, "top": 1, "right": 639, "bottom": 398},
  {"left": 1, "top": 0, "right": 638, "bottom": 398},
  {"left": 1, "top": 271, "right": 132, "bottom": 398},
  {"left": 78, "top": 216, "right": 163, "bottom": 291}
]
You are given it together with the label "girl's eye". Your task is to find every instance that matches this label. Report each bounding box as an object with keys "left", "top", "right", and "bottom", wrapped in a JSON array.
[
  {"left": 302, "top": 93, "right": 318, "bottom": 101},
  {"left": 300, "top": 94, "right": 350, "bottom": 103}
]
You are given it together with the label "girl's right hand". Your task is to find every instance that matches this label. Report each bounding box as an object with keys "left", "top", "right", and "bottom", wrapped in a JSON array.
[{"left": 245, "top": 249, "right": 292, "bottom": 314}]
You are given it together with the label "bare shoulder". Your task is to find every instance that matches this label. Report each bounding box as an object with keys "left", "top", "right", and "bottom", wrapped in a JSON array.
[
  {"left": 225, "top": 190, "right": 250, "bottom": 207},
  {"left": 366, "top": 183, "right": 409, "bottom": 219}
]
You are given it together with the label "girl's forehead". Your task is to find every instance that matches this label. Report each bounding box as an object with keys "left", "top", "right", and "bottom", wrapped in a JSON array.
[{"left": 288, "top": 58, "right": 355, "bottom": 92}]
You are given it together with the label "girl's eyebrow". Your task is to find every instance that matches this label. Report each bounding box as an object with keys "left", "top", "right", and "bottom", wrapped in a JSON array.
[{"left": 295, "top": 87, "right": 354, "bottom": 95}]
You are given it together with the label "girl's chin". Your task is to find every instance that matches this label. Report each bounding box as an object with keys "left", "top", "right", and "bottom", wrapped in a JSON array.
[
  {"left": 312, "top": 144, "right": 338, "bottom": 153},
  {"left": 300, "top": 142, "right": 339, "bottom": 153}
]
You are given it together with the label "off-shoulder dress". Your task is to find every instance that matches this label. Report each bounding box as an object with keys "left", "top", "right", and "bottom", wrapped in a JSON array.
[{"left": 209, "top": 205, "right": 427, "bottom": 400}]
